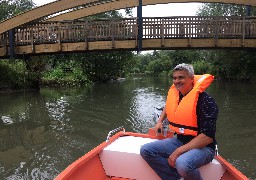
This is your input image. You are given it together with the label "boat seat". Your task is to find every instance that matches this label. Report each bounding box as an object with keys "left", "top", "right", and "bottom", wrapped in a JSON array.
[{"left": 100, "top": 136, "right": 226, "bottom": 180}]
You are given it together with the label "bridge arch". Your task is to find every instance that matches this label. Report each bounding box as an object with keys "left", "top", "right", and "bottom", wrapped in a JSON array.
[
  {"left": 0, "top": 0, "right": 256, "bottom": 34},
  {"left": 47, "top": 0, "right": 256, "bottom": 21}
]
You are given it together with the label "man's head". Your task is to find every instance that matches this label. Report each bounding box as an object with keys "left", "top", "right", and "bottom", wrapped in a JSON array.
[{"left": 172, "top": 63, "right": 194, "bottom": 95}]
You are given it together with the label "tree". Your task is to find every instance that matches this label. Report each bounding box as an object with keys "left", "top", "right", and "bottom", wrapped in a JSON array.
[
  {"left": 0, "top": 0, "right": 35, "bottom": 21},
  {"left": 196, "top": 3, "right": 256, "bottom": 80},
  {"left": 80, "top": 51, "right": 134, "bottom": 82},
  {"left": 196, "top": 3, "right": 252, "bottom": 16}
]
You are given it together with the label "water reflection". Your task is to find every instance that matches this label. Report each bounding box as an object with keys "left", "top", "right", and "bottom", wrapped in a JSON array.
[
  {"left": 129, "top": 87, "right": 166, "bottom": 133},
  {"left": 46, "top": 97, "right": 72, "bottom": 132},
  {"left": 0, "top": 78, "right": 255, "bottom": 179}
]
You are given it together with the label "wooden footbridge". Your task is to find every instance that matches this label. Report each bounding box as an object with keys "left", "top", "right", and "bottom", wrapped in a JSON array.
[{"left": 0, "top": 0, "right": 256, "bottom": 58}]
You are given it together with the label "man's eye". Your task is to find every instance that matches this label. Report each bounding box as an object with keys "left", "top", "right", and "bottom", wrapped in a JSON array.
[{"left": 173, "top": 76, "right": 185, "bottom": 80}]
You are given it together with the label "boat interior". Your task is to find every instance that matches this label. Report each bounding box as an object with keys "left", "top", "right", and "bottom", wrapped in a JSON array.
[{"left": 55, "top": 129, "right": 248, "bottom": 180}]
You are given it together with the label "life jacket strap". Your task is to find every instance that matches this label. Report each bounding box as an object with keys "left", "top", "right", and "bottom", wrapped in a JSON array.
[{"left": 169, "top": 121, "right": 199, "bottom": 131}]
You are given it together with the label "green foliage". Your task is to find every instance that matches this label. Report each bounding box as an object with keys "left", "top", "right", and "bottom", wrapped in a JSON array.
[
  {"left": 165, "top": 50, "right": 203, "bottom": 67},
  {"left": 41, "top": 67, "right": 88, "bottom": 87},
  {"left": 207, "top": 50, "right": 256, "bottom": 80},
  {"left": 40, "top": 55, "right": 89, "bottom": 86},
  {"left": 135, "top": 53, "right": 152, "bottom": 73},
  {"left": 0, "top": 60, "right": 27, "bottom": 90},
  {"left": 0, "top": 6, "right": 136, "bottom": 89},
  {"left": 80, "top": 51, "right": 134, "bottom": 82},
  {"left": 40, "top": 51, "right": 135, "bottom": 85},
  {"left": 124, "top": 8, "right": 133, "bottom": 17},
  {"left": 197, "top": 3, "right": 249, "bottom": 16},
  {"left": 134, "top": 50, "right": 203, "bottom": 76},
  {"left": 147, "top": 53, "right": 172, "bottom": 75},
  {"left": 135, "top": 48, "right": 256, "bottom": 81},
  {"left": 195, "top": 3, "right": 256, "bottom": 80},
  {"left": 192, "top": 60, "right": 213, "bottom": 75},
  {"left": 0, "top": 0, "right": 35, "bottom": 21}
]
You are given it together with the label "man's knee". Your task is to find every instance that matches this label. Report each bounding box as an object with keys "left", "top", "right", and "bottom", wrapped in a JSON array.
[
  {"left": 140, "top": 143, "right": 149, "bottom": 157},
  {"left": 175, "top": 158, "right": 191, "bottom": 176}
]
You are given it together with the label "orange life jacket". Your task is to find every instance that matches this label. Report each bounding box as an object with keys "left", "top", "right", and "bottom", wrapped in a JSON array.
[{"left": 165, "top": 74, "right": 214, "bottom": 136}]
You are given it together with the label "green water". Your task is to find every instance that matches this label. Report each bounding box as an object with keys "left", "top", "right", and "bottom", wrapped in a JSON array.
[{"left": 0, "top": 77, "right": 255, "bottom": 179}]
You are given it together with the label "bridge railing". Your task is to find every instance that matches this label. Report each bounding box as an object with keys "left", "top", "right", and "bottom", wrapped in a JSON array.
[
  {"left": 12, "top": 18, "right": 138, "bottom": 46},
  {"left": 143, "top": 16, "right": 256, "bottom": 39},
  {"left": 0, "top": 16, "right": 256, "bottom": 48}
]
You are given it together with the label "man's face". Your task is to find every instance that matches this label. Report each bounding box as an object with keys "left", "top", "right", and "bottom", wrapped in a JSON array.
[{"left": 172, "top": 70, "right": 194, "bottom": 95}]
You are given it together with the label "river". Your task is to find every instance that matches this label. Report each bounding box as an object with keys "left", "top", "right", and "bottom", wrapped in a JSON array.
[{"left": 0, "top": 77, "right": 255, "bottom": 179}]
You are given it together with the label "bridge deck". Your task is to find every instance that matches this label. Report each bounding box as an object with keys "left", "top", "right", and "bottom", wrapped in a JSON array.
[{"left": 1, "top": 16, "right": 256, "bottom": 57}]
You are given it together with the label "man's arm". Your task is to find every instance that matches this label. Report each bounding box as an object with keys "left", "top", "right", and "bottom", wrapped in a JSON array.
[{"left": 168, "top": 133, "right": 213, "bottom": 167}]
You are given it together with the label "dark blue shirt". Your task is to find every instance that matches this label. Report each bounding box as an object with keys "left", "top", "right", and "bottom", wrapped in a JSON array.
[{"left": 177, "top": 91, "right": 218, "bottom": 150}]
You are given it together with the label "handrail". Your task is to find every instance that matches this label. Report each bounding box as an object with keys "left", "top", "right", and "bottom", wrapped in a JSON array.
[
  {"left": 106, "top": 126, "right": 125, "bottom": 142},
  {"left": 10, "top": 16, "right": 256, "bottom": 45}
]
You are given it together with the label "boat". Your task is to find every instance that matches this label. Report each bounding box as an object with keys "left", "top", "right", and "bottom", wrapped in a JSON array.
[{"left": 55, "top": 127, "right": 249, "bottom": 180}]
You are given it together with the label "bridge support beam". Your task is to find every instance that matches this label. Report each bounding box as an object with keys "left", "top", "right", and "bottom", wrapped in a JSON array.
[
  {"left": 8, "top": 29, "right": 15, "bottom": 59},
  {"left": 137, "top": 0, "right": 143, "bottom": 53}
]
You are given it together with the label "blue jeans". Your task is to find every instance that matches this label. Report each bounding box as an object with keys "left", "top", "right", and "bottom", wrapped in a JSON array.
[{"left": 140, "top": 138, "right": 215, "bottom": 180}]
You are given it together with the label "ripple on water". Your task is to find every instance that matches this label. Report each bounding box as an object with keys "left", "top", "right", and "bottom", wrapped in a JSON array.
[{"left": 128, "top": 88, "right": 166, "bottom": 133}]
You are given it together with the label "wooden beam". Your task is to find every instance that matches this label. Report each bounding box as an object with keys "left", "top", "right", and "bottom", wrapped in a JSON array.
[
  {"left": 46, "top": 0, "right": 256, "bottom": 21},
  {"left": 46, "top": 0, "right": 136, "bottom": 21},
  {"left": 0, "top": 0, "right": 106, "bottom": 34},
  {"left": 2, "top": 38, "right": 256, "bottom": 58},
  {"left": 10, "top": 39, "right": 256, "bottom": 56}
]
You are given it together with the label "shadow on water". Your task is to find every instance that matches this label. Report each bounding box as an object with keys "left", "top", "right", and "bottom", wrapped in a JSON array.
[{"left": 0, "top": 78, "right": 255, "bottom": 179}]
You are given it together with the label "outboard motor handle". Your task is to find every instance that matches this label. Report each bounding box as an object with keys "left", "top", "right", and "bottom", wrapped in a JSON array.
[{"left": 153, "top": 107, "right": 169, "bottom": 137}]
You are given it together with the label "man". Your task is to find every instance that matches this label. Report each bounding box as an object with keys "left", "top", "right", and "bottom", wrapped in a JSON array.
[{"left": 140, "top": 63, "right": 218, "bottom": 180}]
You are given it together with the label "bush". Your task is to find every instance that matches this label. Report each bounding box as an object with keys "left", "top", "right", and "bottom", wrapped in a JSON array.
[
  {"left": 0, "top": 60, "right": 27, "bottom": 90},
  {"left": 192, "top": 61, "right": 214, "bottom": 75},
  {"left": 41, "top": 67, "right": 89, "bottom": 87}
]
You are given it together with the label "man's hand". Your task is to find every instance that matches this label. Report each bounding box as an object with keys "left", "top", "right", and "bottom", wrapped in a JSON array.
[
  {"left": 168, "top": 149, "right": 180, "bottom": 168},
  {"left": 154, "top": 121, "right": 163, "bottom": 135},
  {"left": 154, "top": 107, "right": 167, "bottom": 135},
  {"left": 167, "top": 133, "right": 213, "bottom": 168}
]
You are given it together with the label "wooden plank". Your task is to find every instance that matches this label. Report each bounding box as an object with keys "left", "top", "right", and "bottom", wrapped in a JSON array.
[{"left": 4, "top": 38, "right": 256, "bottom": 57}]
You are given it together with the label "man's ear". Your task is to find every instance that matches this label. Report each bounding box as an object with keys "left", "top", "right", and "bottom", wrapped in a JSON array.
[{"left": 191, "top": 75, "right": 195, "bottom": 81}]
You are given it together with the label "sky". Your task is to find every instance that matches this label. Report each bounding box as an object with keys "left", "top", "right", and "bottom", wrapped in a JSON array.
[{"left": 33, "top": 0, "right": 202, "bottom": 17}]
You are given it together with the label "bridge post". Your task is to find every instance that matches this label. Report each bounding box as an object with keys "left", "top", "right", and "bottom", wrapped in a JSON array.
[
  {"left": 8, "top": 29, "right": 15, "bottom": 59},
  {"left": 137, "top": 0, "right": 143, "bottom": 53},
  {"left": 3, "top": 32, "right": 8, "bottom": 56},
  {"left": 246, "top": 6, "right": 251, "bottom": 16}
]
